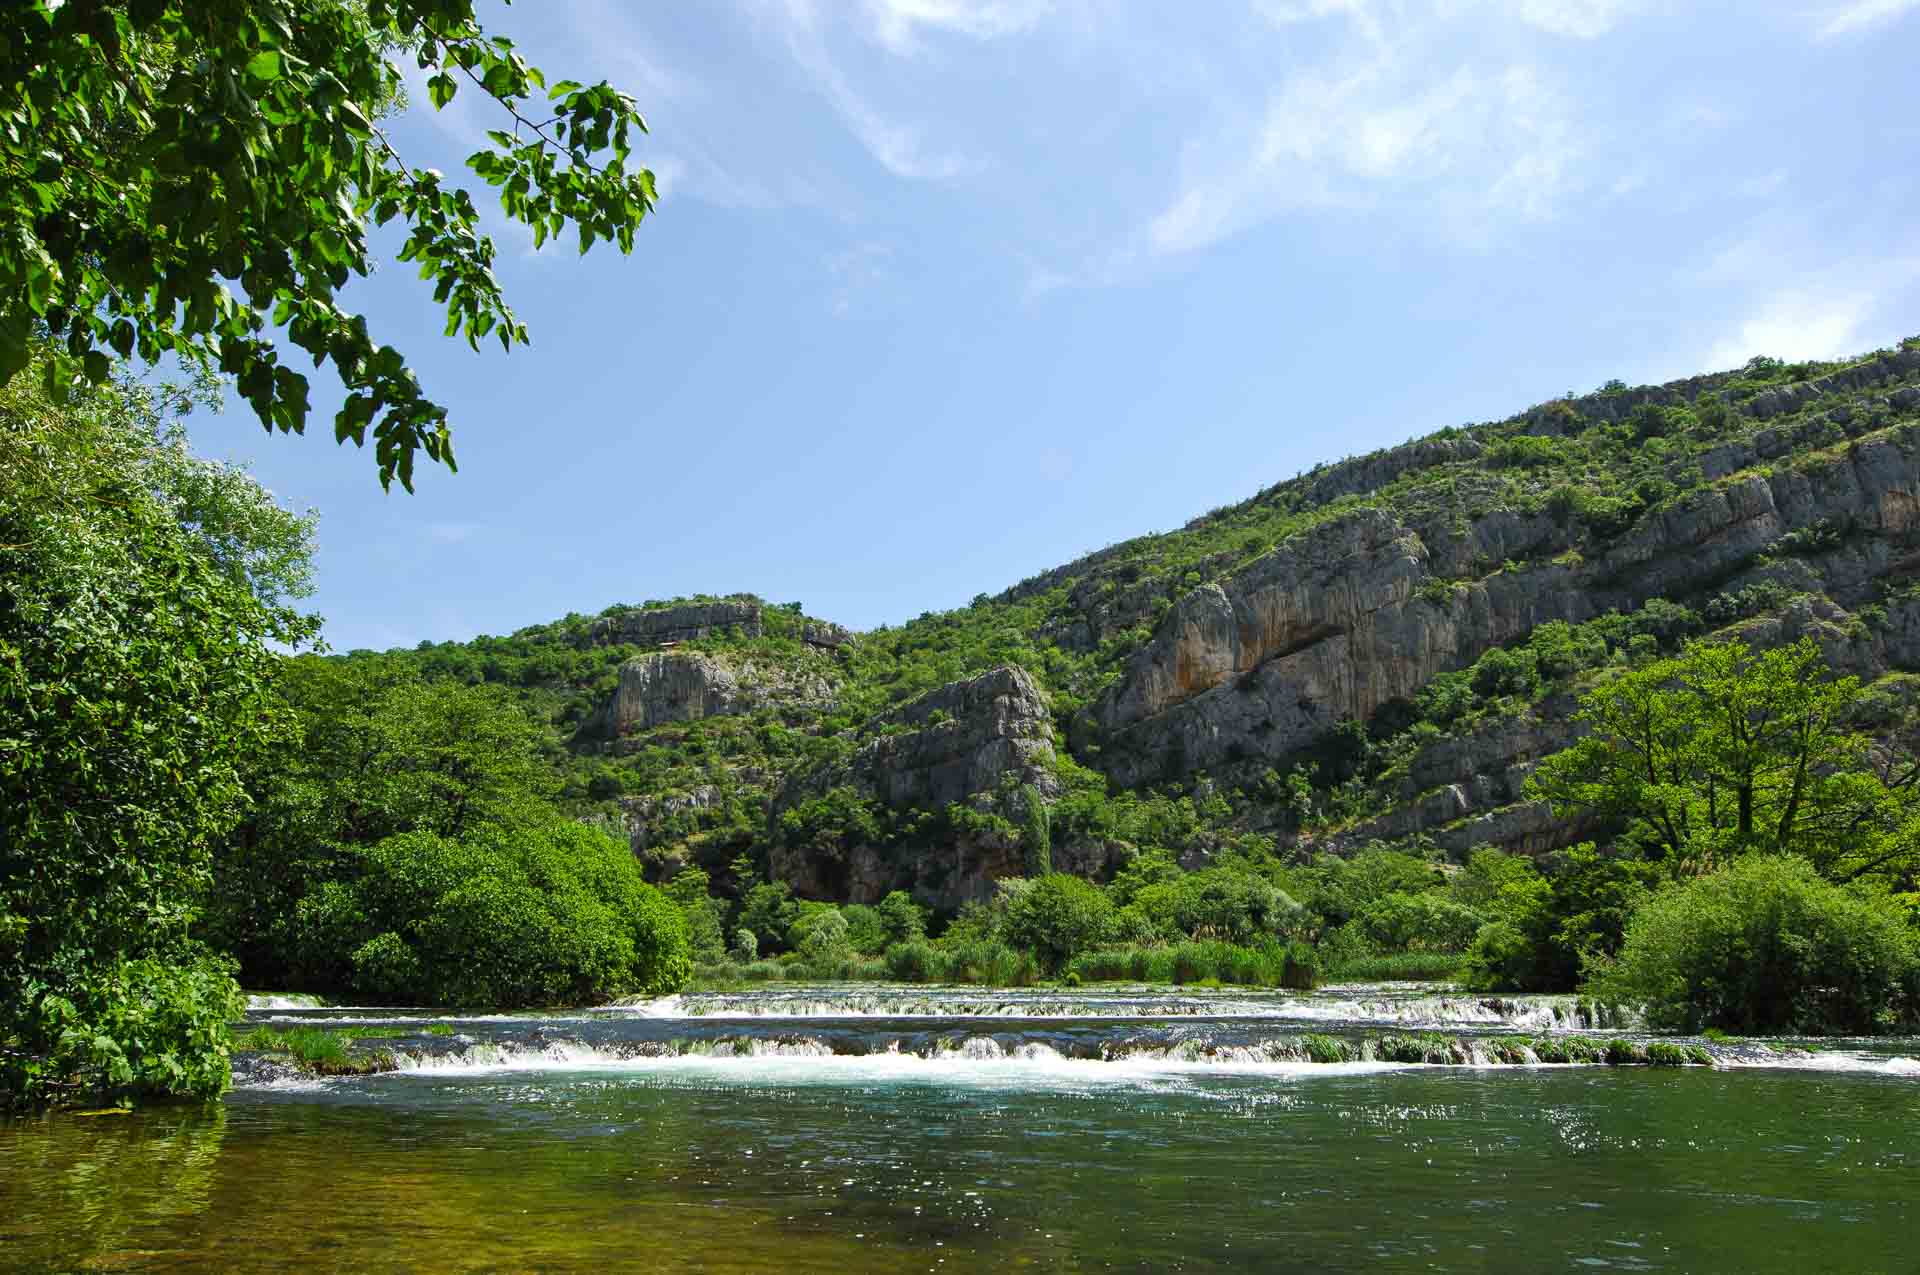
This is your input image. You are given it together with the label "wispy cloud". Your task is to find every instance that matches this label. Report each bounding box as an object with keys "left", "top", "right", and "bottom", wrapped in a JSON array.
[
  {"left": 863, "top": 0, "right": 1053, "bottom": 54},
  {"left": 1704, "top": 293, "right": 1877, "bottom": 369},
  {"left": 1146, "top": 54, "right": 1579, "bottom": 257},
  {"left": 1737, "top": 168, "right": 1790, "bottom": 199},
  {"left": 1815, "top": 0, "right": 1920, "bottom": 38},
  {"left": 1507, "top": 0, "right": 1643, "bottom": 39},
  {"left": 761, "top": 0, "right": 982, "bottom": 179},
  {"left": 1689, "top": 215, "right": 1920, "bottom": 373}
]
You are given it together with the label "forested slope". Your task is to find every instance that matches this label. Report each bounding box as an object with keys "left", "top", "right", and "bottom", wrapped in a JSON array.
[{"left": 310, "top": 337, "right": 1920, "bottom": 913}]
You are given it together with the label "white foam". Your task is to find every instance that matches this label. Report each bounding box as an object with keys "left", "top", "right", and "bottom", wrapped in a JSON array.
[
  {"left": 1718, "top": 1050, "right": 1920, "bottom": 1076},
  {"left": 246, "top": 994, "right": 328, "bottom": 1010},
  {"left": 610, "top": 988, "right": 1625, "bottom": 1031},
  {"left": 385, "top": 1040, "right": 1415, "bottom": 1088}
]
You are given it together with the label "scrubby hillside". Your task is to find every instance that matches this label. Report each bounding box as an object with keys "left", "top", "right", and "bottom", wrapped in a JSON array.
[{"left": 329, "top": 337, "right": 1920, "bottom": 913}]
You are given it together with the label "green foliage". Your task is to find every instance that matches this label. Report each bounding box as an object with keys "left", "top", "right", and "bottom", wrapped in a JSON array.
[
  {"left": 1461, "top": 845, "right": 1657, "bottom": 992},
  {"left": 1129, "top": 869, "right": 1305, "bottom": 944},
  {"left": 882, "top": 939, "right": 1038, "bottom": 986},
  {"left": 281, "top": 819, "right": 691, "bottom": 1007},
  {"left": 1301, "top": 850, "right": 1443, "bottom": 928},
  {"left": 876, "top": 891, "right": 929, "bottom": 947},
  {"left": 2, "top": 365, "right": 310, "bottom": 1110},
  {"left": 206, "top": 664, "right": 562, "bottom": 983},
  {"left": 1487, "top": 434, "right": 1575, "bottom": 470},
  {"left": 1019, "top": 783, "right": 1052, "bottom": 876},
  {"left": 1586, "top": 856, "right": 1920, "bottom": 1034},
  {"left": 1531, "top": 637, "right": 1920, "bottom": 879},
  {"left": 1323, "top": 952, "right": 1466, "bottom": 982},
  {"left": 1062, "top": 940, "right": 1307, "bottom": 988},
  {"left": 778, "top": 787, "right": 886, "bottom": 858},
  {"left": 738, "top": 882, "right": 801, "bottom": 956},
  {"left": 2, "top": 957, "right": 247, "bottom": 1110},
  {"left": 1, "top": 0, "right": 658, "bottom": 489},
  {"left": 1353, "top": 892, "right": 1486, "bottom": 953},
  {"left": 999, "top": 875, "right": 1116, "bottom": 971}
]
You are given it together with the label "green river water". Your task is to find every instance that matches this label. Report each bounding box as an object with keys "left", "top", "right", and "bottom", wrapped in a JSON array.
[{"left": 2, "top": 985, "right": 1916, "bottom": 1272}]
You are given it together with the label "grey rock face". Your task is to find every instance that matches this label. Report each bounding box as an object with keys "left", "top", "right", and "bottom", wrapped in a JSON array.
[
  {"left": 1089, "top": 426, "right": 1920, "bottom": 788},
  {"left": 599, "top": 650, "right": 834, "bottom": 739},
  {"left": 602, "top": 653, "right": 746, "bottom": 735},
  {"left": 771, "top": 665, "right": 1060, "bottom": 905},
  {"left": 787, "top": 664, "right": 1058, "bottom": 814},
  {"left": 585, "top": 599, "right": 763, "bottom": 647},
  {"left": 801, "top": 621, "right": 856, "bottom": 648}
]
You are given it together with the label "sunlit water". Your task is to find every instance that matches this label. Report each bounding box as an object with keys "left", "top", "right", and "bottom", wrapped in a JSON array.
[{"left": 4, "top": 985, "right": 1916, "bottom": 1272}]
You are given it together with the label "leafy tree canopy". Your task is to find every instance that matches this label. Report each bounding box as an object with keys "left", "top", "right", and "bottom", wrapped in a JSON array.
[
  {"left": 1, "top": 0, "right": 656, "bottom": 489},
  {"left": 2, "top": 356, "right": 314, "bottom": 1107},
  {"left": 1529, "top": 636, "right": 1920, "bottom": 882}
]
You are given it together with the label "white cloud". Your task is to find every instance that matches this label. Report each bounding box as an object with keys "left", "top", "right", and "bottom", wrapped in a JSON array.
[
  {"left": 1704, "top": 294, "right": 1877, "bottom": 369},
  {"left": 864, "top": 0, "right": 1052, "bottom": 54},
  {"left": 1257, "top": 0, "right": 1641, "bottom": 40},
  {"left": 1690, "top": 217, "right": 1920, "bottom": 373},
  {"left": 1147, "top": 55, "right": 1578, "bottom": 256},
  {"left": 1507, "top": 0, "right": 1642, "bottom": 39},
  {"left": 1816, "top": 0, "right": 1920, "bottom": 37},
  {"left": 764, "top": 0, "right": 981, "bottom": 178}
]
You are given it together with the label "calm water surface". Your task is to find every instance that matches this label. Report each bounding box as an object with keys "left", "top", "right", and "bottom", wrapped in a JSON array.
[{"left": 3, "top": 986, "right": 1916, "bottom": 1272}]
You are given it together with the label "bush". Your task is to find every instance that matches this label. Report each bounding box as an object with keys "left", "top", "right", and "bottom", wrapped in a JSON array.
[
  {"left": 282, "top": 819, "right": 691, "bottom": 1007},
  {"left": 1, "top": 956, "right": 247, "bottom": 1109},
  {"left": 885, "top": 940, "right": 944, "bottom": 983},
  {"left": 1280, "top": 941, "right": 1321, "bottom": 990},
  {"left": 793, "top": 908, "right": 853, "bottom": 964},
  {"left": 1354, "top": 893, "right": 1486, "bottom": 953},
  {"left": 876, "top": 891, "right": 928, "bottom": 946},
  {"left": 1131, "top": 869, "right": 1306, "bottom": 944},
  {"left": 729, "top": 929, "right": 759, "bottom": 963},
  {"left": 1462, "top": 845, "right": 1656, "bottom": 992},
  {"left": 999, "top": 874, "right": 1115, "bottom": 971},
  {"left": 1586, "top": 856, "right": 1920, "bottom": 1034}
]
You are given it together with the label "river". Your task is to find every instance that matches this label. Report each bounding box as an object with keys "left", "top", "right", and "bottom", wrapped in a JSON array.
[{"left": 3, "top": 984, "right": 1916, "bottom": 1271}]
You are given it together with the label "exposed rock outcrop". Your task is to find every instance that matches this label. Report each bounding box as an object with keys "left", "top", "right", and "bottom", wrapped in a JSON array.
[
  {"left": 771, "top": 665, "right": 1062, "bottom": 907},
  {"left": 585, "top": 599, "right": 763, "bottom": 648},
  {"left": 601, "top": 652, "right": 749, "bottom": 735},
  {"left": 1089, "top": 424, "right": 1920, "bottom": 787},
  {"left": 597, "top": 649, "right": 835, "bottom": 741}
]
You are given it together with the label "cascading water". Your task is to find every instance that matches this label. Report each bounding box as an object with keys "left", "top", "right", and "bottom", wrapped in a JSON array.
[{"left": 229, "top": 984, "right": 1917, "bottom": 1085}]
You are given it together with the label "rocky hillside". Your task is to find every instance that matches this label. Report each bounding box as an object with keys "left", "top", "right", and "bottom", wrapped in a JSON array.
[{"left": 350, "top": 337, "right": 1920, "bottom": 913}]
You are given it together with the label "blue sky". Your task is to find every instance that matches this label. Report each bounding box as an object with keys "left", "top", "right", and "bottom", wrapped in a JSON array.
[{"left": 192, "top": 0, "right": 1920, "bottom": 652}]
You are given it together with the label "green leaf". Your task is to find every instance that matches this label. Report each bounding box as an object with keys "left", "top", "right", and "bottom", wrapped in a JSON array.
[{"left": 246, "top": 50, "right": 282, "bottom": 81}]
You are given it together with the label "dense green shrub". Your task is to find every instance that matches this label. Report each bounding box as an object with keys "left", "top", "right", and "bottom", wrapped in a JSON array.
[
  {"left": 884, "top": 940, "right": 943, "bottom": 983},
  {"left": 1303, "top": 850, "right": 1443, "bottom": 927},
  {"left": 1000, "top": 874, "right": 1116, "bottom": 970},
  {"left": 1462, "top": 845, "right": 1657, "bottom": 992},
  {"left": 1130, "top": 869, "right": 1305, "bottom": 944},
  {"left": 1586, "top": 856, "right": 1920, "bottom": 1034},
  {"left": 2, "top": 957, "right": 248, "bottom": 1108},
  {"left": 282, "top": 820, "right": 691, "bottom": 1007},
  {"left": 876, "top": 891, "right": 928, "bottom": 946},
  {"left": 1355, "top": 892, "right": 1486, "bottom": 953}
]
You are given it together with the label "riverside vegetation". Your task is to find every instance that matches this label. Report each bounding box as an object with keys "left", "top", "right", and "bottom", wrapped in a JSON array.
[{"left": 12, "top": 330, "right": 1920, "bottom": 1108}]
